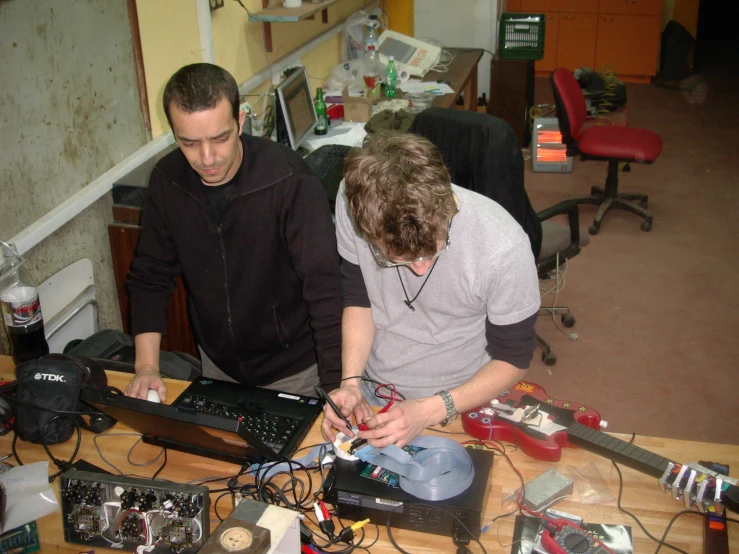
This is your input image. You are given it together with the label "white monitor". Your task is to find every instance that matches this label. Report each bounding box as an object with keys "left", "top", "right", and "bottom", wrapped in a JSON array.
[{"left": 276, "top": 67, "right": 318, "bottom": 150}]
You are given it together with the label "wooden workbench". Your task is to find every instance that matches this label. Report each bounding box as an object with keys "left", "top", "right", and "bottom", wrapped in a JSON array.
[{"left": 1, "top": 357, "right": 736, "bottom": 553}]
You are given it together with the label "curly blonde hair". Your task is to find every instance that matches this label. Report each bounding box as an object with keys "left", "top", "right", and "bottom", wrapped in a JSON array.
[{"left": 344, "top": 131, "right": 458, "bottom": 260}]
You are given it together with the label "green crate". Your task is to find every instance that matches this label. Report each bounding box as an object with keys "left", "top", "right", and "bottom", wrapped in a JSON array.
[{"left": 498, "top": 13, "right": 546, "bottom": 60}]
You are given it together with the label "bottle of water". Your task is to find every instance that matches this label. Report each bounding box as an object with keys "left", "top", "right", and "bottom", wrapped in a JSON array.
[
  {"left": 385, "top": 56, "right": 397, "bottom": 98},
  {"left": 362, "top": 15, "right": 383, "bottom": 94}
]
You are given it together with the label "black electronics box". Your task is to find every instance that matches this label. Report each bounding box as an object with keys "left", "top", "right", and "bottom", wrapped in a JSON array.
[{"left": 325, "top": 447, "right": 493, "bottom": 538}]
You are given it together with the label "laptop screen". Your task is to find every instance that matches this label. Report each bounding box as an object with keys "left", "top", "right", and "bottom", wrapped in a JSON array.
[{"left": 81, "top": 388, "right": 270, "bottom": 464}]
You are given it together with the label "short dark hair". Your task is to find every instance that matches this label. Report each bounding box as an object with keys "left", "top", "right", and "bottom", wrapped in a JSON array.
[
  {"left": 163, "top": 63, "right": 240, "bottom": 126},
  {"left": 343, "top": 131, "right": 457, "bottom": 259}
]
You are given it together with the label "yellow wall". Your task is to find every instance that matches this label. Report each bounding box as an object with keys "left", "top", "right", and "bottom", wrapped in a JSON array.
[
  {"left": 384, "top": 0, "right": 414, "bottom": 36},
  {"left": 137, "top": 0, "right": 367, "bottom": 137}
]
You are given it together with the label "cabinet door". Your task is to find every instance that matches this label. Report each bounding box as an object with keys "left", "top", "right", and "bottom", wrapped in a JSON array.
[
  {"left": 595, "top": 15, "right": 661, "bottom": 76},
  {"left": 599, "top": 0, "right": 662, "bottom": 16},
  {"left": 506, "top": 0, "right": 522, "bottom": 11},
  {"left": 561, "top": 0, "right": 598, "bottom": 13},
  {"left": 108, "top": 224, "right": 199, "bottom": 357},
  {"left": 535, "top": 13, "right": 559, "bottom": 72},
  {"left": 557, "top": 13, "right": 597, "bottom": 70},
  {"left": 521, "top": 0, "right": 560, "bottom": 12}
]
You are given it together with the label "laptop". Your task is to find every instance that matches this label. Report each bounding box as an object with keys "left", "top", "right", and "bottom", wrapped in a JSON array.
[{"left": 81, "top": 377, "right": 324, "bottom": 465}]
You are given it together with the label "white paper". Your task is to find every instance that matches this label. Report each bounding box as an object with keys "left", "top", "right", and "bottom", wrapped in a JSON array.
[
  {"left": 398, "top": 81, "right": 455, "bottom": 95},
  {"left": 303, "top": 123, "right": 367, "bottom": 151},
  {"left": 0, "top": 461, "right": 60, "bottom": 533}
]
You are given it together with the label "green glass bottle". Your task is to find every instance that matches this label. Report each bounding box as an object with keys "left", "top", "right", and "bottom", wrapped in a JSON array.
[
  {"left": 385, "top": 56, "right": 397, "bottom": 98},
  {"left": 314, "top": 87, "right": 328, "bottom": 135}
]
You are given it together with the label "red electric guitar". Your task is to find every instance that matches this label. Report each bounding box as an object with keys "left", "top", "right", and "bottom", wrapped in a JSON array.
[
  {"left": 462, "top": 381, "right": 739, "bottom": 514},
  {"left": 462, "top": 381, "right": 605, "bottom": 463}
]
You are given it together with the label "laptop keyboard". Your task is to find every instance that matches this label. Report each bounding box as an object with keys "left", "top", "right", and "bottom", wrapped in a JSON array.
[{"left": 177, "top": 395, "right": 301, "bottom": 453}]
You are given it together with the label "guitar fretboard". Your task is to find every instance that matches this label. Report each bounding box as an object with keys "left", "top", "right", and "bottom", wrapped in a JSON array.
[{"left": 566, "top": 422, "right": 672, "bottom": 478}]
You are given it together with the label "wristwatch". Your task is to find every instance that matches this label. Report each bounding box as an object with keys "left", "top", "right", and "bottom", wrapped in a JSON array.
[{"left": 435, "top": 390, "right": 457, "bottom": 427}]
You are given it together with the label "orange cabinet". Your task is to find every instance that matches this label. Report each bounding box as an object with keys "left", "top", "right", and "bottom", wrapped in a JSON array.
[
  {"left": 535, "top": 13, "right": 559, "bottom": 72},
  {"left": 557, "top": 13, "right": 597, "bottom": 70},
  {"left": 521, "top": 0, "right": 560, "bottom": 10},
  {"left": 595, "top": 15, "right": 661, "bottom": 76},
  {"left": 561, "top": 0, "right": 598, "bottom": 12},
  {"left": 509, "top": 0, "right": 663, "bottom": 79},
  {"left": 599, "top": 0, "right": 662, "bottom": 16}
]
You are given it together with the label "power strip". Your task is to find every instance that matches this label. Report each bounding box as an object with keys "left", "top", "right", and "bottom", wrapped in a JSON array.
[{"left": 60, "top": 470, "right": 210, "bottom": 553}]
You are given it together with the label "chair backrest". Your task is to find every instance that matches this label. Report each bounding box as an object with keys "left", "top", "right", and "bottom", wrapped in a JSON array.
[
  {"left": 409, "top": 107, "right": 542, "bottom": 260},
  {"left": 551, "top": 67, "right": 587, "bottom": 152}
]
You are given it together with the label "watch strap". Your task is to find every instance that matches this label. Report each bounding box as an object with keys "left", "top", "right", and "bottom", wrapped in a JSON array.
[{"left": 435, "top": 390, "right": 457, "bottom": 427}]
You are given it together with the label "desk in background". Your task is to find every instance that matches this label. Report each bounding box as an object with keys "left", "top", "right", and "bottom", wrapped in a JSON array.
[
  {"left": 2, "top": 357, "right": 737, "bottom": 553},
  {"left": 426, "top": 48, "right": 484, "bottom": 111}
]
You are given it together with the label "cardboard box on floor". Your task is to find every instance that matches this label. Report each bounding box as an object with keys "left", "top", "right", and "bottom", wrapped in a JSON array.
[{"left": 342, "top": 86, "right": 374, "bottom": 123}]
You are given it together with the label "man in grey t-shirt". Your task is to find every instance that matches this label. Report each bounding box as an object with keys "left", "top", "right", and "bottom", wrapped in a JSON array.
[{"left": 322, "top": 131, "right": 540, "bottom": 448}]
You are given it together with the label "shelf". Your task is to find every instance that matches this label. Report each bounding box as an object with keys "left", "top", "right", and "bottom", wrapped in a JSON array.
[{"left": 248, "top": 0, "right": 342, "bottom": 23}]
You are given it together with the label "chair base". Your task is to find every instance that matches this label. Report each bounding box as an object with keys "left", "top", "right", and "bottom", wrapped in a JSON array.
[
  {"left": 536, "top": 308, "right": 576, "bottom": 367},
  {"left": 571, "top": 160, "right": 654, "bottom": 235}
]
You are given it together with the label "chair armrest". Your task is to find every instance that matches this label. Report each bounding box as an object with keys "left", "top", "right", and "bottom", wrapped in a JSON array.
[{"left": 537, "top": 199, "right": 581, "bottom": 250}]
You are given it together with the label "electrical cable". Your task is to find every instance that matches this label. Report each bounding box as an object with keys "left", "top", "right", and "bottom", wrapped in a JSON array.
[{"left": 151, "top": 448, "right": 168, "bottom": 479}]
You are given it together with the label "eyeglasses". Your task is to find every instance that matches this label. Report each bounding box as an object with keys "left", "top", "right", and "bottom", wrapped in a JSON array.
[{"left": 368, "top": 219, "right": 452, "bottom": 268}]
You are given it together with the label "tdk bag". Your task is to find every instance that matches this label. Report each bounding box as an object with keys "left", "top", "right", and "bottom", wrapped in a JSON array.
[{"left": 14, "top": 354, "right": 111, "bottom": 444}]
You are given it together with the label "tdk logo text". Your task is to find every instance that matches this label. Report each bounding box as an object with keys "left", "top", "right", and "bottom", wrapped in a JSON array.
[{"left": 34, "top": 373, "right": 66, "bottom": 382}]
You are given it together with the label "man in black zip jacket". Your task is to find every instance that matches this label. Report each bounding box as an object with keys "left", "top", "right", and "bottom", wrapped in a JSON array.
[{"left": 124, "top": 63, "right": 342, "bottom": 401}]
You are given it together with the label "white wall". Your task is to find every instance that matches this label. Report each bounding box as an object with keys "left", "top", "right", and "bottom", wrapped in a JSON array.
[
  {"left": 0, "top": 0, "right": 147, "bottom": 352},
  {"left": 414, "top": 0, "right": 502, "bottom": 99}
]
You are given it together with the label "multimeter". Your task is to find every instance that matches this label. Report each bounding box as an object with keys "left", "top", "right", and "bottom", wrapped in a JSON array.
[{"left": 540, "top": 518, "right": 616, "bottom": 554}]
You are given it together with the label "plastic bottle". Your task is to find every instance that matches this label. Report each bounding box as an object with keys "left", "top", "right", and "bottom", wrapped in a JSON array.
[
  {"left": 314, "top": 87, "right": 328, "bottom": 135},
  {"left": 0, "top": 242, "right": 49, "bottom": 364},
  {"left": 385, "top": 56, "right": 397, "bottom": 98},
  {"left": 362, "top": 15, "right": 384, "bottom": 94}
]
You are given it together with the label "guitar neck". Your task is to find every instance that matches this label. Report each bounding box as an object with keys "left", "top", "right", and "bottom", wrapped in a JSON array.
[
  {"left": 566, "top": 422, "right": 672, "bottom": 478},
  {"left": 566, "top": 422, "right": 739, "bottom": 513}
]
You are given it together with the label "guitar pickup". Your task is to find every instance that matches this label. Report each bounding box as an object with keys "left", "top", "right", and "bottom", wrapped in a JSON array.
[{"left": 521, "top": 404, "right": 540, "bottom": 423}]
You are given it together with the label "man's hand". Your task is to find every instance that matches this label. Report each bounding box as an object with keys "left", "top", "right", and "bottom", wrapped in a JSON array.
[
  {"left": 321, "top": 384, "right": 373, "bottom": 442},
  {"left": 124, "top": 365, "right": 167, "bottom": 401},
  {"left": 358, "top": 398, "right": 439, "bottom": 448}
]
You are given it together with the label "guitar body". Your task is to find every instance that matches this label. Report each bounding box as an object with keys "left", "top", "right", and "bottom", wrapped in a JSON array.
[{"left": 462, "top": 381, "right": 603, "bottom": 462}]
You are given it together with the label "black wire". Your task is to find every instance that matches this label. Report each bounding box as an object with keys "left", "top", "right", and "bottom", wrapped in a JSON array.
[
  {"left": 653, "top": 510, "right": 702, "bottom": 554},
  {"left": 214, "top": 491, "right": 233, "bottom": 521},
  {"left": 611, "top": 460, "right": 690, "bottom": 554},
  {"left": 151, "top": 448, "right": 168, "bottom": 479},
  {"left": 41, "top": 415, "right": 82, "bottom": 482},
  {"left": 611, "top": 433, "right": 692, "bottom": 554}
]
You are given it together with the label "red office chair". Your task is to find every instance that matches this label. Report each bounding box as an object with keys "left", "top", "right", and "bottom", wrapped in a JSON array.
[{"left": 551, "top": 67, "right": 663, "bottom": 234}]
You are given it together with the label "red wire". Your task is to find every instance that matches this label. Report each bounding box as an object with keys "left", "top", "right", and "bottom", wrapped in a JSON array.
[{"left": 358, "top": 382, "right": 399, "bottom": 431}]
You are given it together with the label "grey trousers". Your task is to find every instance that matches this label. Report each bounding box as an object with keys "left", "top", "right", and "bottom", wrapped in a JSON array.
[{"left": 199, "top": 347, "right": 319, "bottom": 397}]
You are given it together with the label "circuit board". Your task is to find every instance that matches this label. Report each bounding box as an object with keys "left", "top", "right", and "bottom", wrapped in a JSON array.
[
  {"left": 60, "top": 470, "right": 209, "bottom": 553},
  {"left": 0, "top": 521, "right": 40, "bottom": 554}
]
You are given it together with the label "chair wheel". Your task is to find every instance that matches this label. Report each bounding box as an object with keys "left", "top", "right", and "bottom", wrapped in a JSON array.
[
  {"left": 561, "top": 314, "right": 576, "bottom": 328},
  {"left": 622, "top": 163, "right": 631, "bottom": 173},
  {"left": 641, "top": 220, "right": 653, "bottom": 232},
  {"left": 588, "top": 225, "right": 599, "bottom": 235},
  {"left": 542, "top": 352, "right": 557, "bottom": 366}
]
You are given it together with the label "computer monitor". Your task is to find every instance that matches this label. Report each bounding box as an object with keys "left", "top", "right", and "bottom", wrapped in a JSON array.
[{"left": 275, "top": 67, "right": 318, "bottom": 150}]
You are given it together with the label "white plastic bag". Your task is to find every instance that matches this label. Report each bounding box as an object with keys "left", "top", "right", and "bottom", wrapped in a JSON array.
[{"left": 0, "top": 461, "right": 60, "bottom": 533}]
